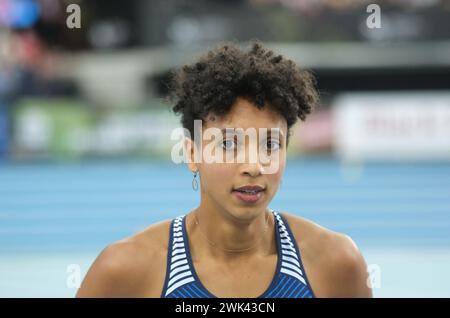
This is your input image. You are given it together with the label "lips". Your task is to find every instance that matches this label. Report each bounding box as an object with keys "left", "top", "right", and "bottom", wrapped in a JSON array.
[
  {"left": 232, "top": 185, "right": 266, "bottom": 203},
  {"left": 233, "top": 185, "right": 265, "bottom": 194}
]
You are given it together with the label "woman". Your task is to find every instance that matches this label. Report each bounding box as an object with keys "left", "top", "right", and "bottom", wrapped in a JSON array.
[{"left": 76, "top": 42, "right": 372, "bottom": 298}]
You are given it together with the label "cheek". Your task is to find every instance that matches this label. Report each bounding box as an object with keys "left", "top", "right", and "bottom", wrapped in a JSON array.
[
  {"left": 201, "top": 164, "right": 235, "bottom": 190},
  {"left": 267, "top": 158, "right": 285, "bottom": 187},
  {"left": 264, "top": 147, "right": 286, "bottom": 173}
]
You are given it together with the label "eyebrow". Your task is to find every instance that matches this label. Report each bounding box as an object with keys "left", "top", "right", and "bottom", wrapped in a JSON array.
[
  {"left": 269, "top": 129, "right": 284, "bottom": 138},
  {"left": 220, "top": 128, "right": 285, "bottom": 138},
  {"left": 220, "top": 128, "right": 236, "bottom": 135}
]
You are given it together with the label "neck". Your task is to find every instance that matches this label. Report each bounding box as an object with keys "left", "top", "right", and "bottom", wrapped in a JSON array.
[{"left": 188, "top": 200, "right": 274, "bottom": 260}]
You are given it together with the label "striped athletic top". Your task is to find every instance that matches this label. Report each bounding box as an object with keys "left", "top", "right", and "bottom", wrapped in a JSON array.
[{"left": 161, "top": 209, "right": 315, "bottom": 298}]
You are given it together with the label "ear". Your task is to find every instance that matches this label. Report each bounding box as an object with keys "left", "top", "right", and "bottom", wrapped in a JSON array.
[{"left": 184, "top": 136, "right": 199, "bottom": 172}]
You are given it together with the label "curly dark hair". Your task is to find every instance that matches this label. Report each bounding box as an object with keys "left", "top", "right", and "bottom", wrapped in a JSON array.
[{"left": 169, "top": 41, "right": 319, "bottom": 145}]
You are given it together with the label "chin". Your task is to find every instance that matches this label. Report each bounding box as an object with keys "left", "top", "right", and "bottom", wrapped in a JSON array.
[{"left": 228, "top": 205, "right": 267, "bottom": 222}]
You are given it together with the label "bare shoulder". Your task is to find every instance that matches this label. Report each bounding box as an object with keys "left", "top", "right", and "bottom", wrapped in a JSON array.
[
  {"left": 76, "top": 219, "right": 172, "bottom": 297},
  {"left": 281, "top": 212, "right": 372, "bottom": 298}
]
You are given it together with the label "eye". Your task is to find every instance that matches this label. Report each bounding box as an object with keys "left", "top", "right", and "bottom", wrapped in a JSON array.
[
  {"left": 266, "top": 139, "right": 281, "bottom": 151},
  {"left": 222, "top": 138, "right": 236, "bottom": 150}
]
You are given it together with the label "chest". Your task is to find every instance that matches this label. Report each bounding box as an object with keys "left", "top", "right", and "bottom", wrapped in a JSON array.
[{"left": 192, "top": 254, "right": 278, "bottom": 298}]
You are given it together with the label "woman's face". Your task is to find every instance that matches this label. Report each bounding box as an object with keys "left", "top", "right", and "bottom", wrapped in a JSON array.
[{"left": 188, "top": 97, "right": 288, "bottom": 222}]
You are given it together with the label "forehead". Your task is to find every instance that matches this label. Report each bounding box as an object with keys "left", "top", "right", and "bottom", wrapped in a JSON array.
[{"left": 204, "top": 97, "right": 287, "bottom": 132}]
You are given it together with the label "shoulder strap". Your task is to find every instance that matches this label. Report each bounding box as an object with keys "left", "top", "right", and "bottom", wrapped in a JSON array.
[
  {"left": 273, "top": 211, "right": 309, "bottom": 286},
  {"left": 161, "top": 215, "right": 195, "bottom": 297}
]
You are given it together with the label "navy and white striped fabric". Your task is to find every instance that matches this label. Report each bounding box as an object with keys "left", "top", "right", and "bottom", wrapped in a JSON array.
[{"left": 161, "top": 209, "right": 315, "bottom": 298}]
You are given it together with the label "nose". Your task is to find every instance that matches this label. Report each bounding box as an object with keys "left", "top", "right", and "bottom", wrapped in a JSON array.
[
  {"left": 237, "top": 135, "right": 266, "bottom": 177},
  {"left": 240, "top": 161, "right": 264, "bottom": 177}
]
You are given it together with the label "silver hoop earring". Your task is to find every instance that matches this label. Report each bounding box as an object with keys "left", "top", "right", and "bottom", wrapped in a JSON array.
[{"left": 192, "top": 170, "right": 199, "bottom": 191}]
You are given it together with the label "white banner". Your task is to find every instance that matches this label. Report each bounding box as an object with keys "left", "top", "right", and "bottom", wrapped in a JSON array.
[{"left": 334, "top": 92, "right": 450, "bottom": 161}]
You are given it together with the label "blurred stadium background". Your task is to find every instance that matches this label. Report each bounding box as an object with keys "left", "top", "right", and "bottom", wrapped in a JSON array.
[{"left": 1, "top": 0, "right": 450, "bottom": 297}]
